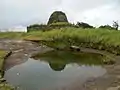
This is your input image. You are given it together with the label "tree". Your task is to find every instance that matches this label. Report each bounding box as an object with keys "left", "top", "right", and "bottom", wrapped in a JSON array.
[
  {"left": 113, "top": 21, "right": 119, "bottom": 30},
  {"left": 76, "top": 22, "right": 94, "bottom": 28},
  {"left": 99, "top": 25, "right": 115, "bottom": 30}
]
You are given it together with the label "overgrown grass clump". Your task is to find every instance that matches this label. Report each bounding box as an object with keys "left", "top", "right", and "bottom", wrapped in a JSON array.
[
  {"left": 0, "top": 50, "right": 9, "bottom": 73},
  {"left": 24, "top": 28, "right": 120, "bottom": 55},
  {"left": 0, "top": 50, "right": 14, "bottom": 90}
]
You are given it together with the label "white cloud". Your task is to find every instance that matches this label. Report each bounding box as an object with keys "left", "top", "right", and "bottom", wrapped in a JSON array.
[
  {"left": 0, "top": 0, "right": 61, "bottom": 29},
  {"left": 73, "top": 3, "right": 120, "bottom": 27},
  {"left": 0, "top": 0, "right": 120, "bottom": 29}
]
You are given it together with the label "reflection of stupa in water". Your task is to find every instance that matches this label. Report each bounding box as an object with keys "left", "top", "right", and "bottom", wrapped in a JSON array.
[{"left": 49, "top": 62, "right": 66, "bottom": 71}]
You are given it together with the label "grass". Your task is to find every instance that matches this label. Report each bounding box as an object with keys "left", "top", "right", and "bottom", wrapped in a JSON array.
[
  {"left": 0, "top": 28, "right": 120, "bottom": 55},
  {"left": 0, "top": 28, "right": 119, "bottom": 54},
  {"left": 24, "top": 28, "right": 120, "bottom": 55},
  {"left": 0, "top": 32, "right": 25, "bottom": 39},
  {"left": 0, "top": 28, "right": 119, "bottom": 62}
]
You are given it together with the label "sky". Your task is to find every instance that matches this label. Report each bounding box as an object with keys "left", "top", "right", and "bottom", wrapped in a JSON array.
[{"left": 0, "top": 0, "right": 120, "bottom": 29}]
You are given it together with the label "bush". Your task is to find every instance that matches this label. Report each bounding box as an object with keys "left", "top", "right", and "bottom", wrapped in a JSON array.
[
  {"left": 76, "top": 22, "right": 94, "bottom": 28},
  {"left": 99, "top": 25, "right": 115, "bottom": 30}
]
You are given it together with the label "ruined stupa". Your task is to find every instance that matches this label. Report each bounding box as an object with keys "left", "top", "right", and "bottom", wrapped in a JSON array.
[{"left": 47, "top": 11, "right": 68, "bottom": 24}]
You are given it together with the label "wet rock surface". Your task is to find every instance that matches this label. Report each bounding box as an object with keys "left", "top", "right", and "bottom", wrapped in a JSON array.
[
  {"left": 0, "top": 39, "right": 120, "bottom": 90},
  {"left": 80, "top": 56, "right": 120, "bottom": 90},
  {"left": 0, "top": 39, "right": 52, "bottom": 70}
]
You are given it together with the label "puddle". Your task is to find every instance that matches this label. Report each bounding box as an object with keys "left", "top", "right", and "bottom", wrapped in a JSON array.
[{"left": 4, "top": 50, "right": 107, "bottom": 90}]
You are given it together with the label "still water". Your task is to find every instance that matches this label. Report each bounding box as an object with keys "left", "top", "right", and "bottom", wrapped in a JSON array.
[{"left": 4, "top": 50, "right": 107, "bottom": 90}]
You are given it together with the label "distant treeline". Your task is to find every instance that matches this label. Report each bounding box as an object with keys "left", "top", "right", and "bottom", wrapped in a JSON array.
[{"left": 27, "top": 22, "right": 117, "bottom": 32}]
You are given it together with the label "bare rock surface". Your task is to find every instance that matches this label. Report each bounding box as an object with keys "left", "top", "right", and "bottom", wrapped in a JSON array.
[{"left": 0, "top": 39, "right": 52, "bottom": 70}]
